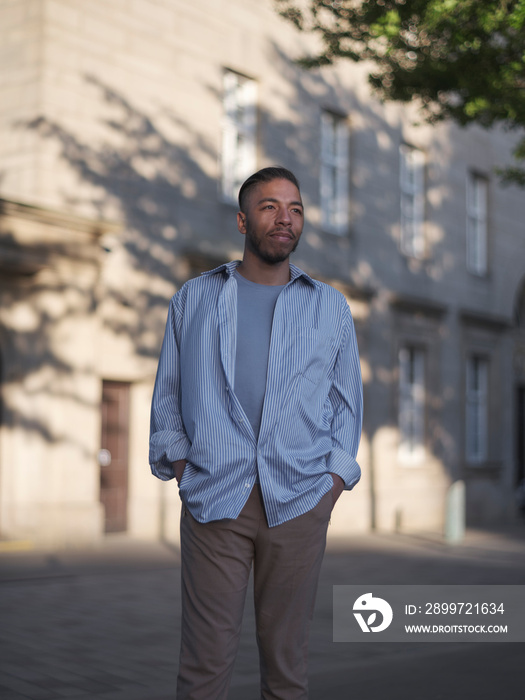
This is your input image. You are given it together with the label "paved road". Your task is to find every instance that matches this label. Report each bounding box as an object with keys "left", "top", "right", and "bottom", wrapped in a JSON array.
[{"left": 1, "top": 527, "right": 524, "bottom": 699}]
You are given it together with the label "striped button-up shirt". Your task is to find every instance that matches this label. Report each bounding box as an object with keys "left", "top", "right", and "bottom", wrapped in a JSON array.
[{"left": 149, "top": 260, "right": 363, "bottom": 527}]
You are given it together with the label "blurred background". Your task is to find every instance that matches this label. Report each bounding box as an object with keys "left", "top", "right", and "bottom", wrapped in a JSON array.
[{"left": 1, "top": 0, "right": 525, "bottom": 551}]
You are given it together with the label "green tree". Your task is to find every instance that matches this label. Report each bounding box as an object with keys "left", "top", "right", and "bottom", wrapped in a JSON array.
[{"left": 276, "top": 0, "right": 525, "bottom": 184}]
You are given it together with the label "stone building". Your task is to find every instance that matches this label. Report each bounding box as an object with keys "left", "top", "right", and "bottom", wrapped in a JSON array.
[{"left": 1, "top": 0, "right": 524, "bottom": 547}]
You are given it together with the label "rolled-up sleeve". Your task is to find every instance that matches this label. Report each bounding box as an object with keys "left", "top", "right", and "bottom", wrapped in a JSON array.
[
  {"left": 149, "top": 297, "right": 191, "bottom": 480},
  {"left": 326, "top": 302, "right": 363, "bottom": 490}
]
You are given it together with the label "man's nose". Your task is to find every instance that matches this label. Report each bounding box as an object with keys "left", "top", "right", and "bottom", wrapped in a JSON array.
[{"left": 276, "top": 206, "right": 291, "bottom": 225}]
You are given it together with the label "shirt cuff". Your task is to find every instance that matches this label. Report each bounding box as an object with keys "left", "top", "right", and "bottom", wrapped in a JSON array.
[
  {"left": 326, "top": 448, "right": 361, "bottom": 490},
  {"left": 149, "top": 432, "right": 191, "bottom": 481}
]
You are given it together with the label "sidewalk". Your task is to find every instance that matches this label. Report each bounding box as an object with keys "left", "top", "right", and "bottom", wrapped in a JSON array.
[{"left": 1, "top": 526, "right": 524, "bottom": 700}]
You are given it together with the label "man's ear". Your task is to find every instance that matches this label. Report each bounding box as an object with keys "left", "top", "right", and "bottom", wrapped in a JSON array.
[{"left": 237, "top": 211, "right": 247, "bottom": 235}]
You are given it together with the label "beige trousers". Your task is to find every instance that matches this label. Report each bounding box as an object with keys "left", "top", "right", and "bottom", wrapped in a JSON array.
[{"left": 176, "top": 486, "right": 332, "bottom": 700}]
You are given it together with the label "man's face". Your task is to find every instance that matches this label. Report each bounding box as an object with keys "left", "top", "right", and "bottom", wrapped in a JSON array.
[{"left": 237, "top": 178, "right": 304, "bottom": 265}]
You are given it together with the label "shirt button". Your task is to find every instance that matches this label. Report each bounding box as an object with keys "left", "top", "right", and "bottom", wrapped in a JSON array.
[{"left": 244, "top": 482, "right": 251, "bottom": 488}]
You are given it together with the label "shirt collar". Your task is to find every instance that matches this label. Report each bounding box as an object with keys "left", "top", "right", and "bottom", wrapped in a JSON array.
[{"left": 201, "top": 260, "right": 317, "bottom": 288}]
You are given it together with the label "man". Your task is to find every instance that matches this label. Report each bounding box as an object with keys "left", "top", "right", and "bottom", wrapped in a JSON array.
[{"left": 149, "top": 166, "right": 362, "bottom": 699}]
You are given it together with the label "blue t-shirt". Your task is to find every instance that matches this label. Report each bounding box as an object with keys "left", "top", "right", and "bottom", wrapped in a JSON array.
[{"left": 234, "top": 269, "right": 285, "bottom": 438}]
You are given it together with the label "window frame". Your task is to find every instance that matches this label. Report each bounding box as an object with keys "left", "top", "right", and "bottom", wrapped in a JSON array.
[
  {"left": 465, "top": 354, "right": 489, "bottom": 464},
  {"left": 220, "top": 69, "right": 257, "bottom": 204},
  {"left": 398, "top": 345, "right": 426, "bottom": 464},
  {"left": 320, "top": 110, "right": 349, "bottom": 235},
  {"left": 466, "top": 172, "right": 488, "bottom": 276},
  {"left": 399, "top": 144, "right": 425, "bottom": 258}
]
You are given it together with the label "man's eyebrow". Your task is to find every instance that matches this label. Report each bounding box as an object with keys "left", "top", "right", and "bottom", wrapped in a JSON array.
[{"left": 256, "top": 197, "right": 304, "bottom": 208}]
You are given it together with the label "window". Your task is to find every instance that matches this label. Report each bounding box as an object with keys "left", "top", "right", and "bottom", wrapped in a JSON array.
[
  {"left": 466, "top": 355, "right": 488, "bottom": 463},
  {"left": 320, "top": 111, "right": 349, "bottom": 235},
  {"left": 399, "top": 144, "right": 425, "bottom": 257},
  {"left": 398, "top": 346, "right": 425, "bottom": 462},
  {"left": 467, "top": 173, "right": 488, "bottom": 275},
  {"left": 221, "top": 70, "right": 257, "bottom": 203}
]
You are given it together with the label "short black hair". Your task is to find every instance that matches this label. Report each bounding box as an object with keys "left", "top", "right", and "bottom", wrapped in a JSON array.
[{"left": 238, "top": 166, "right": 301, "bottom": 212}]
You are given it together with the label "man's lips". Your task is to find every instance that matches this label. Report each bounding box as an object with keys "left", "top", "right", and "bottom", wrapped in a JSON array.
[{"left": 269, "top": 230, "right": 294, "bottom": 241}]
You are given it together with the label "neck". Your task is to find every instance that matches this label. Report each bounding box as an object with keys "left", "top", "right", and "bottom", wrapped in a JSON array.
[{"left": 237, "top": 253, "right": 290, "bottom": 286}]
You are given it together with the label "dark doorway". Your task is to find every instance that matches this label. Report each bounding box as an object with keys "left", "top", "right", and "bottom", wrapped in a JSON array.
[
  {"left": 100, "top": 380, "right": 130, "bottom": 533},
  {"left": 517, "top": 386, "right": 525, "bottom": 487}
]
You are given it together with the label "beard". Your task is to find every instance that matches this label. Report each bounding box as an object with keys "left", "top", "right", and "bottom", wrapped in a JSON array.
[{"left": 244, "top": 225, "right": 300, "bottom": 265}]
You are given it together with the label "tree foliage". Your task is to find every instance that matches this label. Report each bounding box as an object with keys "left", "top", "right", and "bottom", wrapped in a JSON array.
[{"left": 276, "top": 0, "right": 525, "bottom": 185}]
